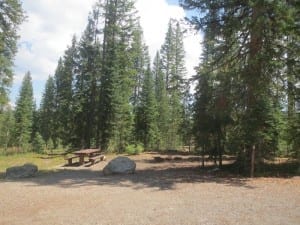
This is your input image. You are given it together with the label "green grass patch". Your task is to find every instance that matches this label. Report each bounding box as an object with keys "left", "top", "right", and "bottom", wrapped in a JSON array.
[{"left": 0, "top": 152, "right": 65, "bottom": 175}]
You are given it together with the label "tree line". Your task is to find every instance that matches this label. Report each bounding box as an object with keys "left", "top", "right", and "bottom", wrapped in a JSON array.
[
  {"left": 0, "top": 0, "right": 299, "bottom": 175},
  {"left": 181, "top": 0, "right": 299, "bottom": 174},
  {"left": 1, "top": 0, "right": 190, "bottom": 153}
]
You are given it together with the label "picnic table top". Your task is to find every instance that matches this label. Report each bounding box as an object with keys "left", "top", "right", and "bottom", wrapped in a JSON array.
[{"left": 73, "top": 149, "right": 101, "bottom": 155}]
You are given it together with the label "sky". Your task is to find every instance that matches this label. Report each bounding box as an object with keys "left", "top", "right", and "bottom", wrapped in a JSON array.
[{"left": 10, "top": 0, "right": 202, "bottom": 106}]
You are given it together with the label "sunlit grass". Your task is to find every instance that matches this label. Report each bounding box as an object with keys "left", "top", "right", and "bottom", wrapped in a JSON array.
[{"left": 0, "top": 152, "right": 65, "bottom": 175}]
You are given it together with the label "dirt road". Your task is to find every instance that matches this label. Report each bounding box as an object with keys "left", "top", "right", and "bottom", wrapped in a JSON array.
[{"left": 1, "top": 153, "right": 299, "bottom": 225}]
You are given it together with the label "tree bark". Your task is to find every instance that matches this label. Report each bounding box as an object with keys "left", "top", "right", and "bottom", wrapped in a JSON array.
[
  {"left": 202, "top": 145, "right": 205, "bottom": 168},
  {"left": 251, "top": 145, "right": 255, "bottom": 178}
]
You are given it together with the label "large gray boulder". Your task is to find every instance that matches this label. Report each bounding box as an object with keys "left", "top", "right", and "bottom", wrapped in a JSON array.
[
  {"left": 6, "top": 163, "right": 38, "bottom": 179},
  {"left": 103, "top": 156, "right": 136, "bottom": 175}
]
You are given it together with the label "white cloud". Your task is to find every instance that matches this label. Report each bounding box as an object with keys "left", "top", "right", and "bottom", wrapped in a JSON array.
[
  {"left": 12, "top": 0, "right": 202, "bottom": 103},
  {"left": 136, "top": 0, "right": 185, "bottom": 58},
  {"left": 184, "top": 32, "right": 202, "bottom": 78},
  {"left": 137, "top": 0, "right": 202, "bottom": 79},
  {"left": 14, "top": 0, "right": 95, "bottom": 83}
]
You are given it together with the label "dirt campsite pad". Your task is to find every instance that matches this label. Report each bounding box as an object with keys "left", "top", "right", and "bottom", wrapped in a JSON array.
[{"left": 0, "top": 153, "right": 299, "bottom": 225}]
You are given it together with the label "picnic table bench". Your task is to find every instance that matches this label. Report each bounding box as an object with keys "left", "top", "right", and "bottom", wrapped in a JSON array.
[
  {"left": 65, "top": 155, "right": 80, "bottom": 165},
  {"left": 89, "top": 154, "right": 105, "bottom": 165}
]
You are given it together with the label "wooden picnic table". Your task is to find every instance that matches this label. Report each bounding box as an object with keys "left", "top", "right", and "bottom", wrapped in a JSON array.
[{"left": 73, "top": 149, "right": 101, "bottom": 165}]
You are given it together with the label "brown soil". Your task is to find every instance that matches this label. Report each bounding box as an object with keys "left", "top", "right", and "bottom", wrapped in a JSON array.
[{"left": 1, "top": 153, "right": 299, "bottom": 225}]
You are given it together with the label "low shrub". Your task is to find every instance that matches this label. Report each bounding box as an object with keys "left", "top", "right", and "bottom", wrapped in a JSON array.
[{"left": 125, "top": 144, "right": 144, "bottom": 155}]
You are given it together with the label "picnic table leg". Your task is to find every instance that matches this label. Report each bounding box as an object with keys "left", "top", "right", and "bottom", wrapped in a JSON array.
[
  {"left": 68, "top": 158, "right": 72, "bottom": 165},
  {"left": 79, "top": 155, "right": 84, "bottom": 165}
]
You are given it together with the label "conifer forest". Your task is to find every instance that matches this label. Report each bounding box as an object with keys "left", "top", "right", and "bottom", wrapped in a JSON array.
[{"left": 0, "top": 0, "right": 299, "bottom": 175}]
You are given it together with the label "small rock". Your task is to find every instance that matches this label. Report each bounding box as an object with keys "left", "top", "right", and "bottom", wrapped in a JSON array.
[
  {"left": 154, "top": 156, "right": 164, "bottom": 162},
  {"left": 174, "top": 157, "right": 183, "bottom": 161},
  {"left": 103, "top": 156, "right": 136, "bottom": 175},
  {"left": 6, "top": 163, "right": 38, "bottom": 179},
  {"left": 208, "top": 167, "right": 220, "bottom": 173}
]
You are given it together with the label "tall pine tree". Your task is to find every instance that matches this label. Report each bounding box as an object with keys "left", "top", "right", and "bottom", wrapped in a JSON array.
[
  {"left": 99, "top": 0, "right": 139, "bottom": 151},
  {"left": 153, "top": 52, "right": 169, "bottom": 150},
  {"left": 160, "top": 19, "right": 187, "bottom": 149},
  {"left": 39, "top": 76, "right": 57, "bottom": 148},
  {"left": 136, "top": 65, "right": 158, "bottom": 149},
  {"left": 74, "top": 8, "right": 102, "bottom": 148},
  {"left": 14, "top": 72, "right": 34, "bottom": 150},
  {"left": 55, "top": 37, "right": 78, "bottom": 147},
  {"left": 181, "top": 0, "right": 299, "bottom": 174}
]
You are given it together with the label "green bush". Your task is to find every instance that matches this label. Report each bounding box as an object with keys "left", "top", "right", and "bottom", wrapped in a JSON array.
[{"left": 125, "top": 144, "right": 144, "bottom": 155}]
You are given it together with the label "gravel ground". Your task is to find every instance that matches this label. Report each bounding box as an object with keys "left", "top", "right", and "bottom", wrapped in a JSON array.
[{"left": 0, "top": 153, "right": 299, "bottom": 225}]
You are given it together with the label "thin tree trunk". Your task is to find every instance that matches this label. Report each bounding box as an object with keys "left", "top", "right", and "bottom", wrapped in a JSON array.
[
  {"left": 217, "top": 131, "right": 222, "bottom": 168},
  {"left": 251, "top": 145, "right": 255, "bottom": 177},
  {"left": 202, "top": 145, "right": 205, "bottom": 168}
]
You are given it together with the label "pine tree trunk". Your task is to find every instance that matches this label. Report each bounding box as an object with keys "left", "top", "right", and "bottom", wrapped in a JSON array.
[
  {"left": 202, "top": 145, "right": 205, "bottom": 168},
  {"left": 242, "top": 3, "right": 263, "bottom": 176},
  {"left": 251, "top": 145, "right": 255, "bottom": 177},
  {"left": 216, "top": 131, "right": 222, "bottom": 168}
]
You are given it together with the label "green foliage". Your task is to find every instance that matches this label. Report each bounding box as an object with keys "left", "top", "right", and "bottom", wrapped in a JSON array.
[
  {"left": 182, "top": 0, "right": 300, "bottom": 172},
  {"left": 0, "top": 107, "right": 15, "bottom": 150},
  {"left": 286, "top": 113, "right": 300, "bottom": 158},
  {"left": 159, "top": 19, "right": 187, "bottom": 150},
  {"left": 14, "top": 72, "right": 34, "bottom": 150},
  {"left": 125, "top": 143, "right": 144, "bottom": 155},
  {"left": 46, "top": 138, "right": 54, "bottom": 151},
  {"left": 135, "top": 65, "right": 158, "bottom": 149},
  {"left": 39, "top": 75, "right": 57, "bottom": 147},
  {"left": 181, "top": 81, "right": 193, "bottom": 147},
  {"left": 193, "top": 71, "right": 214, "bottom": 152},
  {"left": 130, "top": 24, "right": 149, "bottom": 109},
  {"left": 99, "top": 0, "right": 139, "bottom": 151},
  {"left": 32, "top": 132, "right": 45, "bottom": 153},
  {"left": 73, "top": 11, "right": 102, "bottom": 148},
  {"left": 35, "top": 1, "right": 191, "bottom": 154},
  {"left": 153, "top": 52, "right": 169, "bottom": 150},
  {"left": 56, "top": 36, "right": 78, "bottom": 147},
  {"left": 0, "top": 0, "right": 25, "bottom": 108},
  {"left": 31, "top": 102, "right": 39, "bottom": 142}
]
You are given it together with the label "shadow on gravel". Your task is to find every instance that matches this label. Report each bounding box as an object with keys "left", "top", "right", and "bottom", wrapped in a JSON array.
[
  {"left": 2, "top": 165, "right": 256, "bottom": 190},
  {"left": 3, "top": 151, "right": 297, "bottom": 190}
]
